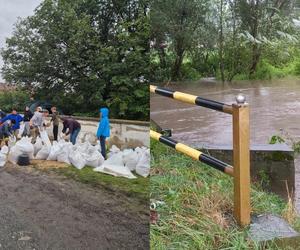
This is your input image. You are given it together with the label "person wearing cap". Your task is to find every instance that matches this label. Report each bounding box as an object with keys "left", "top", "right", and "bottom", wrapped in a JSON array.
[
  {"left": 96, "top": 107, "right": 110, "bottom": 159},
  {"left": 61, "top": 117, "right": 81, "bottom": 145},
  {"left": 22, "top": 106, "right": 33, "bottom": 137},
  {"left": 30, "top": 107, "right": 49, "bottom": 143},
  {"left": 0, "top": 108, "right": 23, "bottom": 138}
]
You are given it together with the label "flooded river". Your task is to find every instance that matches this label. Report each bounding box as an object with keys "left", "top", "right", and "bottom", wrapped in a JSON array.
[
  {"left": 151, "top": 78, "right": 300, "bottom": 146},
  {"left": 151, "top": 78, "right": 300, "bottom": 211}
]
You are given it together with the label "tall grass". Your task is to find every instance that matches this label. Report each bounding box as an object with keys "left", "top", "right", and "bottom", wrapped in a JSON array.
[{"left": 150, "top": 140, "right": 299, "bottom": 249}]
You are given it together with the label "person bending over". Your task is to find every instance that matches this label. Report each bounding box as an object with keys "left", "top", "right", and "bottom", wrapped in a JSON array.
[
  {"left": 61, "top": 117, "right": 81, "bottom": 145},
  {"left": 0, "top": 108, "right": 23, "bottom": 138}
]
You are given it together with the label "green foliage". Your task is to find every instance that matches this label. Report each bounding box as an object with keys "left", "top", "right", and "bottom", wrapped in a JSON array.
[
  {"left": 0, "top": 90, "right": 30, "bottom": 113},
  {"left": 1, "top": 0, "right": 150, "bottom": 120},
  {"left": 150, "top": 0, "right": 300, "bottom": 82},
  {"left": 269, "top": 135, "right": 285, "bottom": 145},
  {"left": 53, "top": 165, "right": 149, "bottom": 201}
]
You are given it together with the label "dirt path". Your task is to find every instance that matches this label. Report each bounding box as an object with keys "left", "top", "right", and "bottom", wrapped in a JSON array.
[{"left": 0, "top": 165, "right": 149, "bottom": 250}]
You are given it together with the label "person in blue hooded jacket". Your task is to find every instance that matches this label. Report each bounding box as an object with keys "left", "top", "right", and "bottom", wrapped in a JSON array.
[{"left": 96, "top": 107, "right": 110, "bottom": 159}]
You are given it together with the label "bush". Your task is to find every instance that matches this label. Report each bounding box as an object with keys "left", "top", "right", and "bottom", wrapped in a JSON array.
[{"left": 0, "top": 90, "right": 30, "bottom": 113}]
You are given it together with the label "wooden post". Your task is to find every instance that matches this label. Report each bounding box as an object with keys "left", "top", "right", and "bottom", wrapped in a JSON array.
[{"left": 232, "top": 99, "right": 250, "bottom": 226}]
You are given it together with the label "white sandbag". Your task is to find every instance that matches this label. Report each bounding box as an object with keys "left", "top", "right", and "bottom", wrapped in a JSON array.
[
  {"left": 107, "top": 145, "right": 120, "bottom": 158},
  {"left": 0, "top": 152, "right": 6, "bottom": 167},
  {"left": 35, "top": 144, "right": 51, "bottom": 160},
  {"left": 99, "top": 152, "right": 136, "bottom": 179},
  {"left": 40, "top": 130, "right": 51, "bottom": 148},
  {"left": 8, "top": 145, "right": 22, "bottom": 164},
  {"left": 57, "top": 142, "right": 72, "bottom": 164},
  {"left": 8, "top": 136, "right": 16, "bottom": 149},
  {"left": 18, "top": 123, "right": 25, "bottom": 137},
  {"left": 136, "top": 149, "right": 150, "bottom": 177},
  {"left": 69, "top": 149, "right": 86, "bottom": 169},
  {"left": 123, "top": 149, "right": 139, "bottom": 171},
  {"left": 15, "top": 137, "right": 34, "bottom": 159},
  {"left": 1, "top": 145, "right": 9, "bottom": 155},
  {"left": 34, "top": 137, "right": 43, "bottom": 156},
  {"left": 47, "top": 141, "right": 61, "bottom": 161},
  {"left": 84, "top": 147, "right": 104, "bottom": 168}
]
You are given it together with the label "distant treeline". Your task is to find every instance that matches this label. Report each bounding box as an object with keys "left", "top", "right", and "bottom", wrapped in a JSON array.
[{"left": 150, "top": 0, "right": 300, "bottom": 82}]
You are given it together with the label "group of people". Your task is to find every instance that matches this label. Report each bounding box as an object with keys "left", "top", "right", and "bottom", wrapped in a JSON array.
[{"left": 0, "top": 106, "right": 110, "bottom": 159}]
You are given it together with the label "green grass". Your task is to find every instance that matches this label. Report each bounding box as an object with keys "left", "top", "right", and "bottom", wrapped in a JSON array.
[
  {"left": 51, "top": 165, "right": 149, "bottom": 202},
  {"left": 150, "top": 140, "right": 299, "bottom": 249}
]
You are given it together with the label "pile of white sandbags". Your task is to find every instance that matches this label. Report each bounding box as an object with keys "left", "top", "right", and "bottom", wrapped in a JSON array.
[
  {"left": 0, "top": 131, "right": 150, "bottom": 179},
  {"left": 94, "top": 145, "right": 150, "bottom": 178}
]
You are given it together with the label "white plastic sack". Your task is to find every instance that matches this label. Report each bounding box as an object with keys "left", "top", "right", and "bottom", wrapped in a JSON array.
[
  {"left": 136, "top": 149, "right": 150, "bottom": 177},
  {"left": 35, "top": 144, "right": 51, "bottom": 160},
  {"left": 97, "top": 152, "right": 136, "bottom": 179},
  {"left": 15, "top": 137, "right": 34, "bottom": 159},
  {"left": 18, "top": 123, "right": 25, "bottom": 137},
  {"left": 8, "top": 136, "right": 16, "bottom": 149},
  {"left": 40, "top": 130, "right": 51, "bottom": 148},
  {"left": 107, "top": 145, "right": 120, "bottom": 158},
  {"left": 8, "top": 145, "right": 22, "bottom": 164},
  {"left": 123, "top": 149, "right": 139, "bottom": 171},
  {"left": 47, "top": 141, "right": 62, "bottom": 161},
  {"left": 57, "top": 142, "right": 72, "bottom": 164},
  {"left": 69, "top": 149, "right": 86, "bottom": 169},
  {"left": 0, "top": 153, "right": 6, "bottom": 167},
  {"left": 84, "top": 147, "right": 104, "bottom": 168},
  {"left": 1, "top": 145, "right": 9, "bottom": 155},
  {"left": 34, "top": 137, "right": 43, "bottom": 156}
]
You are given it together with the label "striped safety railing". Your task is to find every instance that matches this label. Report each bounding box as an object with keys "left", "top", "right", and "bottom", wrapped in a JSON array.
[{"left": 150, "top": 84, "right": 250, "bottom": 226}]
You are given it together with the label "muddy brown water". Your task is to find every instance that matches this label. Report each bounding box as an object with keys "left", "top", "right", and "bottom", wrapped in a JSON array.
[{"left": 151, "top": 78, "right": 300, "bottom": 211}]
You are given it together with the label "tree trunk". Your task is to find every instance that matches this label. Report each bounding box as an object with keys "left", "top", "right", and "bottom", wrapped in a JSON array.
[
  {"left": 219, "top": 0, "right": 225, "bottom": 83},
  {"left": 172, "top": 49, "right": 184, "bottom": 80}
]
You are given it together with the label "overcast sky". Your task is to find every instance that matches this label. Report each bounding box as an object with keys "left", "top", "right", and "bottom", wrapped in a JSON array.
[{"left": 0, "top": 0, "right": 42, "bottom": 82}]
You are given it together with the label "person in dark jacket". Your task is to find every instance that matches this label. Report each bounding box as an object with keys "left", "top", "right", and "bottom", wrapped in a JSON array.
[
  {"left": 0, "top": 108, "right": 23, "bottom": 138},
  {"left": 61, "top": 118, "right": 81, "bottom": 145},
  {"left": 96, "top": 107, "right": 110, "bottom": 159},
  {"left": 50, "top": 106, "right": 60, "bottom": 141},
  {"left": 22, "top": 106, "right": 33, "bottom": 137}
]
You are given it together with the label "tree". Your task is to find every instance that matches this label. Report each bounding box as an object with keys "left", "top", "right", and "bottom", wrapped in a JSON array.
[
  {"left": 151, "top": 0, "right": 209, "bottom": 80},
  {"left": 1, "top": 0, "right": 150, "bottom": 120}
]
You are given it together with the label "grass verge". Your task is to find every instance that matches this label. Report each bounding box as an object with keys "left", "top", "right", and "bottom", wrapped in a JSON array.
[
  {"left": 30, "top": 160, "right": 149, "bottom": 202},
  {"left": 150, "top": 140, "right": 300, "bottom": 249}
]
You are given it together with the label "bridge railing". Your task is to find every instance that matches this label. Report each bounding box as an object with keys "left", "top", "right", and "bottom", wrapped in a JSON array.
[{"left": 150, "top": 85, "right": 250, "bottom": 226}]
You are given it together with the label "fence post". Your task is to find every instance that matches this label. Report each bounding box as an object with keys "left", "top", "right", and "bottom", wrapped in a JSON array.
[{"left": 232, "top": 95, "right": 250, "bottom": 226}]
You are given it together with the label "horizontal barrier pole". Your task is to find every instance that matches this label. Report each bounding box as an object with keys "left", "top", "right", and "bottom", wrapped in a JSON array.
[
  {"left": 150, "top": 130, "right": 234, "bottom": 176},
  {"left": 150, "top": 85, "right": 233, "bottom": 114}
]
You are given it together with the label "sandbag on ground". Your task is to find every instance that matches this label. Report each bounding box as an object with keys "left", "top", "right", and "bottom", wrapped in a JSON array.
[
  {"left": 0, "top": 145, "right": 8, "bottom": 167},
  {"left": 136, "top": 148, "right": 150, "bottom": 177},
  {"left": 94, "top": 152, "right": 136, "bottom": 179},
  {"left": 122, "top": 149, "right": 139, "bottom": 171},
  {"left": 14, "top": 137, "right": 34, "bottom": 159},
  {"left": 69, "top": 147, "right": 86, "bottom": 170},
  {"left": 34, "top": 137, "right": 43, "bottom": 156},
  {"left": 35, "top": 144, "right": 51, "bottom": 160},
  {"left": 8, "top": 145, "right": 22, "bottom": 164}
]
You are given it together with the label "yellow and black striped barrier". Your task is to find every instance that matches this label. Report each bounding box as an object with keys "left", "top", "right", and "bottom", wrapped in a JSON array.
[
  {"left": 150, "top": 130, "right": 234, "bottom": 177},
  {"left": 150, "top": 84, "right": 251, "bottom": 227},
  {"left": 150, "top": 85, "right": 233, "bottom": 114}
]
